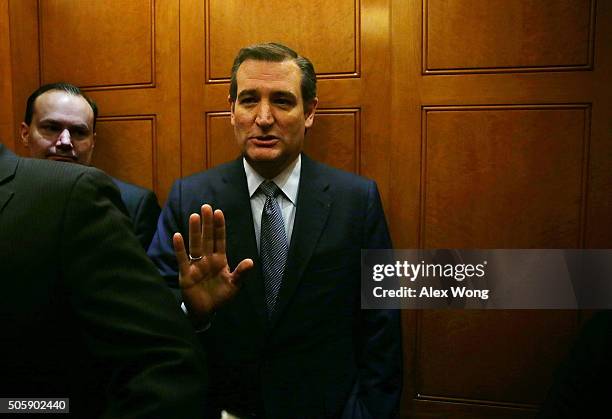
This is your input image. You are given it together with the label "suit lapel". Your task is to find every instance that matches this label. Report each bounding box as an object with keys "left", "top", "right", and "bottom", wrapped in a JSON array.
[
  {"left": 0, "top": 145, "right": 18, "bottom": 213},
  {"left": 270, "top": 155, "right": 332, "bottom": 328},
  {"left": 219, "top": 159, "right": 267, "bottom": 324}
]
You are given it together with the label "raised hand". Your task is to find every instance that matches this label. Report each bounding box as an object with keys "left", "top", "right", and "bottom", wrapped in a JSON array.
[{"left": 173, "top": 204, "right": 253, "bottom": 325}]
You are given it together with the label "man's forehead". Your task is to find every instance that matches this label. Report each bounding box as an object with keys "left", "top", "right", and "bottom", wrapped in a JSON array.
[
  {"left": 236, "top": 59, "right": 301, "bottom": 93},
  {"left": 33, "top": 90, "right": 93, "bottom": 124}
]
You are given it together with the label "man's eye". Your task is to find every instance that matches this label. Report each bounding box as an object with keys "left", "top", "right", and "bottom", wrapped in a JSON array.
[
  {"left": 239, "top": 97, "right": 257, "bottom": 105},
  {"left": 274, "top": 98, "right": 295, "bottom": 107},
  {"left": 41, "top": 124, "right": 58, "bottom": 131}
]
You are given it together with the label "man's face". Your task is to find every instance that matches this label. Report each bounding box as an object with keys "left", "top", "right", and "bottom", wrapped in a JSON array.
[
  {"left": 21, "top": 90, "right": 95, "bottom": 165},
  {"left": 230, "top": 59, "right": 317, "bottom": 178}
]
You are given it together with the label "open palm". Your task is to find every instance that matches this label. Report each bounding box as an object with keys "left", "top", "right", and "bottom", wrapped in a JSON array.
[{"left": 173, "top": 204, "right": 253, "bottom": 324}]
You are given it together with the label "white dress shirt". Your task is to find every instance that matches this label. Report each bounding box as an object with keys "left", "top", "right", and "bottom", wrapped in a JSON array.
[{"left": 243, "top": 155, "right": 301, "bottom": 252}]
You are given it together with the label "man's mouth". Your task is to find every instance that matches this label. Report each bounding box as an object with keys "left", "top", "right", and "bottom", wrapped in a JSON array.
[{"left": 250, "top": 135, "right": 279, "bottom": 146}]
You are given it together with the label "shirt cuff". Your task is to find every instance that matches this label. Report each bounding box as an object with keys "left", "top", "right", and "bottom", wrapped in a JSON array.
[{"left": 181, "top": 302, "right": 214, "bottom": 332}]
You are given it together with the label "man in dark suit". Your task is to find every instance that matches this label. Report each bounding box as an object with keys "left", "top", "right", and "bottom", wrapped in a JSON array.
[
  {"left": 148, "top": 43, "right": 401, "bottom": 418},
  {"left": 20, "top": 82, "right": 160, "bottom": 249},
  {"left": 111, "top": 176, "right": 161, "bottom": 249},
  {"left": 0, "top": 143, "right": 206, "bottom": 418}
]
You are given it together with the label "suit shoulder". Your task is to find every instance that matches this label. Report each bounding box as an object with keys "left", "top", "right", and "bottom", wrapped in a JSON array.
[
  {"left": 20, "top": 156, "right": 88, "bottom": 178},
  {"left": 174, "top": 159, "right": 240, "bottom": 188},
  {"left": 305, "top": 155, "right": 375, "bottom": 189},
  {"left": 14, "top": 159, "right": 124, "bottom": 218},
  {"left": 19, "top": 158, "right": 110, "bottom": 189},
  {"left": 111, "top": 177, "right": 156, "bottom": 199}
]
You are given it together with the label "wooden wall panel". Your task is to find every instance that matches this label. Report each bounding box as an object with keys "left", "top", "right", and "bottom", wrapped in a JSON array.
[
  {"left": 206, "top": 112, "right": 235, "bottom": 168},
  {"left": 393, "top": 0, "right": 611, "bottom": 417},
  {"left": 418, "top": 310, "right": 578, "bottom": 407},
  {"left": 92, "top": 116, "right": 156, "bottom": 189},
  {"left": 423, "top": 106, "right": 589, "bottom": 248},
  {"left": 206, "top": 110, "right": 361, "bottom": 172},
  {"left": 304, "top": 109, "right": 360, "bottom": 173},
  {"left": 424, "top": 0, "right": 595, "bottom": 73},
  {"left": 0, "top": 0, "right": 14, "bottom": 150},
  {"left": 586, "top": 0, "right": 612, "bottom": 248},
  {"left": 40, "top": 0, "right": 154, "bottom": 88},
  {"left": 206, "top": 0, "right": 359, "bottom": 81},
  {"left": 7, "top": 0, "right": 39, "bottom": 156}
]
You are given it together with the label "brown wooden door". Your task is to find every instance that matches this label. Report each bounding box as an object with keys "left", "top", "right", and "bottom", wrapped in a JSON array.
[
  {"left": 391, "top": 0, "right": 611, "bottom": 417},
  {"left": 0, "top": 0, "right": 14, "bottom": 148}
]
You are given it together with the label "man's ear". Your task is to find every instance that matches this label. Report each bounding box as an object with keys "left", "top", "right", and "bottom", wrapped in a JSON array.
[
  {"left": 228, "top": 95, "right": 236, "bottom": 126},
  {"left": 20, "top": 122, "right": 31, "bottom": 148},
  {"left": 304, "top": 97, "right": 318, "bottom": 129}
]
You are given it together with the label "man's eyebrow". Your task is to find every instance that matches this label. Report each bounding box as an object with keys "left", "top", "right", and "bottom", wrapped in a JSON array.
[
  {"left": 237, "top": 89, "right": 258, "bottom": 99},
  {"left": 271, "top": 91, "right": 297, "bottom": 100},
  {"left": 37, "top": 117, "right": 59, "bottom": 125},
  {"left": 38, "top": 118, "right": 90, "bottom": 130}
]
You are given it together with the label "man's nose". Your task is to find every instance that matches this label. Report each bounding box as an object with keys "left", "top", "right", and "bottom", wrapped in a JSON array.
[
  {"left": 55, "top": 129, "right": 73, "bottom": 149},
  {"left": 255, "top": 103, "right": 274, "bottom": 127}
]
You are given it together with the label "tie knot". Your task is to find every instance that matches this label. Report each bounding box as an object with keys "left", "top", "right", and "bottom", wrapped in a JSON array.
[{"left": 260, "top": 181, "right": 281, "bottom": 198}]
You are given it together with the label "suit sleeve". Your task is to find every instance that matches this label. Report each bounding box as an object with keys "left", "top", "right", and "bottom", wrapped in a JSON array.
[
  {"left": 62, "top": 171, "right": 206, "bottom": 419},
  {"left": 133, "top": 189, "right": 161, "bottom": 250},
  {"left": 343, "top": 181, "right": 402, "bottom": 419},
  {"left": 147, "top": 180, "right": 184, "bottom": 288}
]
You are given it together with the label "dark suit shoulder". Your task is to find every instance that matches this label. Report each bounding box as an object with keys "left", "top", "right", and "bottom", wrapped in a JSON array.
[
  {"left": 166, "top": 159, "right": 245, "bottom": 210},
  {"left": 177, "top": 158, "right": 241, "bottom": 188},
  {"left": 110, "top": 177, "right": 160, "bottom": 249},
  {"left": 301, "top": 154, "right": 375, "bottom": 194},
  {"left": 20, "top": 156, "right": 106, "bottom": 185},
  {"left": 111, "top": 177, "right": 155, "bottom": 197},
  {"left": 14, "top": 158, "right": 122, "bottom": 209},
  {"left": 306, "top": 154, "right": 372, "bottom": 181}
]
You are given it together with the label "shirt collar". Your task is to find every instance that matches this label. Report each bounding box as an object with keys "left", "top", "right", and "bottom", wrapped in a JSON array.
[{"left": 243, "top": 154, "right": 301, "bottom": 205}]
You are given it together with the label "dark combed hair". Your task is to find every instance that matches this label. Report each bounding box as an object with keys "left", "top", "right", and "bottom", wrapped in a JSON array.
[
  {"left": 24, "top": 82, "right": 98, "bottom": 130},
  {"left": 229, "top": 42, "right": 317, "bottom": 105}
]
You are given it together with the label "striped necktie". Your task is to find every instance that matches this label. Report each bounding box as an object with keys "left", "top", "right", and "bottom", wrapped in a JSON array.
[{"left": 259, "top": 181, "right": 289, "bottom": 316}]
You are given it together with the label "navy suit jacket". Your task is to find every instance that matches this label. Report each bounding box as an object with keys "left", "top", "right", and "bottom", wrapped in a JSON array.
[
  {"left": 111, "top": 177, "right": 160, "bottom": 249},
  {"left": 148, "top": 154, "right": 402, "bottom": 418},
  {"left": 0, "top": 144, "right": 206, "bottom": 418}
]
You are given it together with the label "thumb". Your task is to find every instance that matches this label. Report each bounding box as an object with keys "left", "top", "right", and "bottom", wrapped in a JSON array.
[{"left": 231, "top": 258, "right": 254, "bottom": 286}]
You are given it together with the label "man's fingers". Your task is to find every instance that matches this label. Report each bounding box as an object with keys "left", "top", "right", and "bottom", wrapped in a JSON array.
[
  {"left": 231, "top": 258, "right": 254, "bottom": 286},
  {"left": 213, "top": 209, "right": 226, "bottom": 253},
  {"left": 173, "top": 232, "right": 189, "bottom": 274},
  {"left": 202, "top": 204, "right": 214, "bottom": 255},
  {"left": 188, "top": 213, "right": 203, "bottom": 257}
]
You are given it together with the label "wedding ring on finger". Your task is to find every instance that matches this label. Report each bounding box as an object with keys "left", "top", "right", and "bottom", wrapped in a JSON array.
[{"left": 189, "top": 254, "right": 204, "bottom": 262}]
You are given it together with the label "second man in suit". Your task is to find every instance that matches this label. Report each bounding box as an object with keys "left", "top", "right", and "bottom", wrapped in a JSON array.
[{"left": 20, "top": 82, "right": 160, "bottom": 249}]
